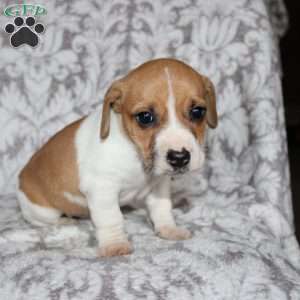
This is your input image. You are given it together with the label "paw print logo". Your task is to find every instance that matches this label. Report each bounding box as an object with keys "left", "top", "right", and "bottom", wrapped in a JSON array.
[{"left": 4, "top": 16, "right": 45, "bottom": 48}]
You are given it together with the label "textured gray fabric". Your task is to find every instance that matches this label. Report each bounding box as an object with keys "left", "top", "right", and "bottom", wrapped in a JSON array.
[{"left": 0, "top": 0, "right": 300, "bottom": 299}]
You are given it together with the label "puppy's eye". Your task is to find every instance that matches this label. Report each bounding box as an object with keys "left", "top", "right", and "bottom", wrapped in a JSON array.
[
  {"left": 189, "top": 106, "right": 206, "bottom": 122},
  {"left": 135, "top": 111, "right": 155, "bottom": 127}
]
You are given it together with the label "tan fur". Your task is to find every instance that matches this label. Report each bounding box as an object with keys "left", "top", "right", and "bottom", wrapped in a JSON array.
[
  {"left": 202, "top": 76, "right": 218, "bottom": 128},
  {"left": 101, "top": 58, "right": 217, "bottom": 164},
  {"left": 122, "top": 87, "right": 168, "bottom": 169},
  {"left": 19, "top": 118, "right": 89, "bottom": 218},
  {"left": 177, "top": 95, "right": 207, "bottom": 143},
  {"left": 100, "top": 81, "right": 123, "bottom": 139}
]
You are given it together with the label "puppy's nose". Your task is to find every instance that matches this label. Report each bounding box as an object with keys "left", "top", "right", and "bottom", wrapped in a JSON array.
[{"left": 166, "top": 148, "right": 190, "bottom": 169}]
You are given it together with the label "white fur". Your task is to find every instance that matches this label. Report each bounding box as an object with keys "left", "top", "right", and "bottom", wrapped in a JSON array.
[
  {"left": 63, "top": 192, "right": 87, "bottom": 208},
  {"left": 75, "top": 107, "right": 151, "bottom": 247},
  {"left": 145, "top": 176, "right": 175, "bottom": 230},
  {"left": 18, "top": 190, "right": 64, "bottom": 226},
  {"left": 164, "top": 67, "right": 178, "bottom": 129},
  {"left": 73, "top": 106, "right": 186, "bottom": 248}
]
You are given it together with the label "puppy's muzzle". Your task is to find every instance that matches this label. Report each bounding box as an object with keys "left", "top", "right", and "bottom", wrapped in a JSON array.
[{"left": 166, "top": 148, "right": 190, "bottom": 170}]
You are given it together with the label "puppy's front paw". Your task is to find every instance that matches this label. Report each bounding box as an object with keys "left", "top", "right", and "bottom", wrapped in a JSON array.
[
  {"left": 98, "top": 241, "right": 132, "bottom": 257},
  {"left": 157, "top": 226, "right": 192, "bottom": 240}
]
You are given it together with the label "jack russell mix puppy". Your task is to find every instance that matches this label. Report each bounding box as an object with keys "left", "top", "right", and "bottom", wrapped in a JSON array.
[{"left": 18, "top": 58, "right": 218, "bottom": 257}]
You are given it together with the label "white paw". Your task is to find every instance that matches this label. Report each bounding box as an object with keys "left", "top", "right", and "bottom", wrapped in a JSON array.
[
  {"left": 157, "top": 225, "right": 192, "bottom": 240},
  {"left": 98, "top": 241, "right": 133, "bottom": 257}
]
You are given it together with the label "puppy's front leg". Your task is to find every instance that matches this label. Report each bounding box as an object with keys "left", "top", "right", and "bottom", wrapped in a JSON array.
[
  {"left": 146, "top": 176, "right": 192, "bottom": 240},
  {"left": 87, "top": 184, "right": 132, "bottom": 257}
]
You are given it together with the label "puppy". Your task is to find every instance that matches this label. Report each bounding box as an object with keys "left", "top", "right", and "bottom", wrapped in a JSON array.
[{"left": 18, "top": 58, "right": 218, "bottom": 257}]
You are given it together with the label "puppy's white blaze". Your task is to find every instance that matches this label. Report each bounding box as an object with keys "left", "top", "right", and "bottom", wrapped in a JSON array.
[
  {"left": 153, "top": 68, "right": 205, "bottom": 174},
  {"left": 63, "top": 192, "right": 88, "bottom": 207},
  {"left": 164, "top": 67, "right": 179, "bottom": 129}
]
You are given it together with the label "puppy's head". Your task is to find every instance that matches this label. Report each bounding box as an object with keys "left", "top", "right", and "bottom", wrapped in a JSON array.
[{"left": 100, "top": 58, "right": 217, "bottom": 175}]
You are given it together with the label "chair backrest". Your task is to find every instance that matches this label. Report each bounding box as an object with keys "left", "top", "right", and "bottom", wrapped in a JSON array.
[{"left": 0, "top": 0, "right": 293, "bottom": 226}]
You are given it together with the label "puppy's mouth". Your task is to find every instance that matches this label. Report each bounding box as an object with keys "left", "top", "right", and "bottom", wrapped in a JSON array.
[
  {"left": 170, "top": 167, "right": 190, "bottom": 176},
  {"left": 166, "top": 166, "right": 189, "bottom": 176},
  {"left": 151, "top": 161, "right": 191, "bottom": 177}
]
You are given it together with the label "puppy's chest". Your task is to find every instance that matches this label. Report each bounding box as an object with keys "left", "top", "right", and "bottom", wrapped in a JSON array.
[{"left": 119, "top": 174, "right": 154, "bottom": 207}]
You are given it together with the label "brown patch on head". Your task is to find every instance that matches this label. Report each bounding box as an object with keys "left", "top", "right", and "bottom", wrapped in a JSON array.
[
  {"left": 120, "top": 74, "right": 169, "bottom": 170},
  {"left": 100, "top": 58, "right": 218, "bottom": 168},
  {"left": 176, "top": 97, "right": 208, "bottom": 143}
]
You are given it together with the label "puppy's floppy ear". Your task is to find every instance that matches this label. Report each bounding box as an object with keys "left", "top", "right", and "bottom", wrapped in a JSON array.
[
  {"left": 100, "top": 80, "right": 123, "bottom": 139},
  {"left": 202, "top": 76, "right": 218, "bottom": 128}
]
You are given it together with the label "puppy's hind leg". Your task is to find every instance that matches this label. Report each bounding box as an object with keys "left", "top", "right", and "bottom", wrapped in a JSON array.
[{"left": 17, "top": 190, "right": 75, "bottom": 227}]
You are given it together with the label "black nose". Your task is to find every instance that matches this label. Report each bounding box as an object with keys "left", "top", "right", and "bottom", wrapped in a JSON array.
[{"left": 166, "top": 148, "right": 191, "bottom": 169}]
